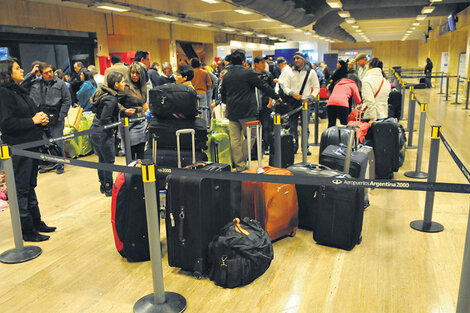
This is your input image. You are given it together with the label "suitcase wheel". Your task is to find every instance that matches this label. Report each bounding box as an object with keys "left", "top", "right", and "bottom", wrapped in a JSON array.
[
  {"left": 193, "top": 271, "right": 203, "bottom": 280},
  {"left": 358, "top": 236, "right": 362, "bottom": 245},
  {"left": 289, "top": 228, "right": 297, "bottom": 237}
]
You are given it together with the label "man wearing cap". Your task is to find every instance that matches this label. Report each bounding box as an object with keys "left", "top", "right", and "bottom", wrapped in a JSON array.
[
  {"left": 221, "top": 50, "right": 281, "bottom": 172},
  {"left": 355, "top": 53, "right": 368, "bottom": 81},
  {"left": 280, "top": 51, "right": 320, "bottom": 153},
  {"left": 254, "top": 55, "right": 276, "bottom": 154}
]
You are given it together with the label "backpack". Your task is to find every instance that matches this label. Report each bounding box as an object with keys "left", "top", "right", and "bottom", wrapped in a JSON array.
[
  {"left": 208, "top": 217, "right": 274, "bottom": 288},
  {"left": 149, "top": 84, "right": 198, "bottom": 119}
]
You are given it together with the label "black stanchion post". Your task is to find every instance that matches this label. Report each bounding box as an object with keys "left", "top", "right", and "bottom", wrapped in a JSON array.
[
  {"left": 134, "top": 161, "right": 186, "bottom": 313},
  {"left": 452, "top": 75, "right": 462, "bottom": 105},
  {"left": 400, "top": 81, "right": 406, "bottom": 121},
  {"left": 406, "top": 89, "right": 417, "bottom": 148},
  {"left": 410, "top": 126, "right": 444, "bottom": 233},
  {"left": 438, "top": 72, "right": 444, "bottom": 94},
  {"left": 122, "top": 117, "right": 132, "bottom": 165},
  {"left": 464, "top": 79, "right": 470, "bottom": 110},
  {"left": 0, "top": 146, "right": 42, "bottom": 264},
  {"left": 312, "top": 95, "right": 320, "bottom": 147},
  {"left": 456, "top": 205, "right": 470, "bottom": 313},
  {"left": 445, "top": 75, "right": 450, "bottom": 101},
  {"left": 405, "top": 103, "right": 428, "bottom": 179},
  {"left": 301, "top": 100, "right": 309, "bottom": 163},
  {"left": 273, "top": 113, "right": 282, "bottom": 168}
]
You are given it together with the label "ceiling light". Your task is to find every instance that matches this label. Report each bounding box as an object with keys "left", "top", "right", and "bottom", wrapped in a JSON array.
[
  {"left": 201, "top": 0, "right": 220, "bottom": 3},
  {"left": 356, "top": 29, "right": 363, "bottom": 33},
  {"left": 345, "top": 18, "right": 356, "bottom": 24},
  {"left": 242, "top": 31, "right": 254, "bottom": 35},
  {"left": 430, "top": 0, "right": 442, "bottom": 2},
  {"left": 412, "top": 22, "right": 420, "bottom": 26},
  {"left": 421, "top": 6, "right": 435, "bottom": 14},
  {"left": 304, "top": 32, "right": 312, "bottom": 35},
  {"left": 96, "top": 4, "right": 130, "bottom": 12},
  {"left": 352, "top": 25, "right": 359, "bottom": 29},
  {"left": 416, "top": 15, "right": 427, "bottom": 21},
  {"left": 365, "top": 39, "right": 371, "bottom": 42},
  {"left": 338, "top": 11, "right": 350, "bottom": 18},
  {"left": 280, "top": 24, "right": 292, "bottom": 28},
  {"left": 256, "top": 34, "right": 268, "bottom": 38},
  {"left": 269, "top": 36, "right": 278, "bottom": 40},
  {"left": 222, "top": 28, "right": 235, "bottom": 32},
  {"left": 194, "top": 23, "right": 210, "bottom": 27},
  {"left": 406, "top": 30, "right": 412, "bottom": 33},
  {"left": 262, "top": 18, "right": 275, "bottom": 22},
  {"left": 326, "top": 0, "right": 343, "bottom": 9},
  {"left": 294, "top": 29, "right": 302, "bottom": 32},
  {"left": 279, "top": 38, "right": 287, "bottom": 42},
  {"left": 410, "top": 27, "right": 416, "bottom": 30},
  {"left": 155, "top": 16, "right": 178, "bottom": 22},
  {"left": 234, "top": 9, "right": 253, "bottom": 15}
]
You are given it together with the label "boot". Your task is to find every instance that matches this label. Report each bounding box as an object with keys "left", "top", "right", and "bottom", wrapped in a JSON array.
[
  {"left": 23, "top": 229, "right": 50, "bottom": 242},
  {"left": 35, "top": 221, "right": 56, "bottom": 233},
  {"left": 104, "top": 182, "right": 113, "bottom": 197}
]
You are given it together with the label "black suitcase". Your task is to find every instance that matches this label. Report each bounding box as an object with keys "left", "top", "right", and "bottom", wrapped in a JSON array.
[
  {"left": 319, "top": 126, "right": 354, "bottom": 156},
  {"left": 269, "top": 132, "right": 295, "bottom": 168},
  {"left": 387, "top": 91, "right": 402, "bottom": 119},
  {"left": 319, "top": 145, "right": 368, "bottom": 179},
  {"left": 147, "top": 118, "right": 208, "bottom": 150},
  {"left": 287, "top": 163, "right": 364, "bottom": 250},
  {"left": 419, "top": 77, "right": 426, "bottom": 84},
  {"left": 367, "top": 119, "right": 400, "bottom": 179},
  {"left": 149, "top": 84, "right": 198, "bottom": 118}
]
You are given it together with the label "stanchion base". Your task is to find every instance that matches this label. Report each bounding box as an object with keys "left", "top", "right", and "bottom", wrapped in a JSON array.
[
  {"left": 451, "top": 102, "right": 462, "bottom": 105},
  {"left": 404, "top": 171, "right": 428, "bottom": 179},
  {"left": 410, "top": 220, "right": 444, "bottom": 233},
  {"left": 405, "top": 145, "right": 418, "bottom": 149},
  {"left": 0, "top": 246, "right": 42, "bottom": 264},
  {"left": 134, "top": 292, "right": 186, "bottom": 313}
]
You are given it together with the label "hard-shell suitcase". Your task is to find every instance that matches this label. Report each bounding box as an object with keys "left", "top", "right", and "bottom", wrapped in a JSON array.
[
  {"left": 165, "top": 129, "right": 232, "bottom": 277},
  {"left": 206, "top": 131, "right": 232, "bottom": 168},
  {"left": 319, "top": 126, "right": 354, "bottom": 156},
  {"left": 147, "top": 117, "right": 208, "bottom": 150},
  {"left": 368, "top": 119, "right": 400, "bottom": 179},
  {"left": 269, "top": 131, "right": 295, "bottom": 168},
  {"left": 111, "top": 161, "right": 154, "bottom": 262},
  {"left": 241, "top": 121, "right": 299, "bottom": 241},
  {"left": 211, "top": 118, "right": 230, "bottom": 137}
]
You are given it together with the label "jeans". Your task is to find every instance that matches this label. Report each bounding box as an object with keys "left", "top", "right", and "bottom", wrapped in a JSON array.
[
  {"left": 197, "top": 93, "right": 210, "bottom": 128},
  {"left": 288, "top": 110, "right": 310, "bottom": 153},
  {"left": 90, "top": 126, "right": 115, "bottom": 185}
]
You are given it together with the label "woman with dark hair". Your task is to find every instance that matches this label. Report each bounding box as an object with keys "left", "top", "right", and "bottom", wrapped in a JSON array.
[
  {"left": 361, "top": 57, "right": 391, "bottom": 121},
  {"left": 326, "top": 73, "right": 362, "bottom": 128},
  {"left": 89, "top": 71, "right": 126, "bottom": 196},
  {"left": 328, "top": 60, "right": 349, "bottom": 93},
  {"left": 175, "top": 64, "right": 194, "bottom": 87},
  {"left": 76, "top": 70, "right": 97, "bottom": 111},
  {"left": 118, "top": 62, "right": 148, "bottom": 161},
  {"left": 0, "top": 57, "right": 56, "bottom": 242}
]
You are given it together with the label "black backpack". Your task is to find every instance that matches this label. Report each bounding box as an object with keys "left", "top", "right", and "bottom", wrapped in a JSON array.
[
  {"left": 149, "top": 84, "right": 198, "bottom": 119},
  {"left": 208, "top": 217, "right": 273, "bottom": 288}
]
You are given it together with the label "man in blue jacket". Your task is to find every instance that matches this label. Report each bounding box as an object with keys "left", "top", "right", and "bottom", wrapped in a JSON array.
[{"left": 221, "top": 50, "right": 281, "bottom": 172}]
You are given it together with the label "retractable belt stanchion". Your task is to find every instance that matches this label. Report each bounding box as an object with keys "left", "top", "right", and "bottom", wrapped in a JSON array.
[
  {"left": 410, "top": 126, "right": 444, "bottom": 233},
  {"left": 438, "top": 72, "right": 444, "bottom": 94},
  {"left": 273, "top": 112, "right": 282, "bottom": 168},
  {"left": 445, "top": 75, "right": 450, "bottom": 101},
  {"left": 400, "top": 81, "right": 406, "bottom": 121},
  {"left": 301, "top": 100, "right": 309, "bottom": 163},
  {"left": 134, "top": 161, "right": 187, "bottom": 313},
  {"left": 311, "top": 95, "right": 320, "bottom": 147},
  {"left": 0, "top": 145, "right": 42, "bottom": 264},
  {"left": 452, "top": 75, "right": 462, "bottom": 105},
  {"left": 456, "top": 205, "right": 470, "bottom": 313},
  {"left": 406, "top": 89, "right": 417, "bottom": 148},
  {"left": 405, "top": 102, "right": 428, "bottom": 179},
  {"left": 122, "top": 117, "right": 132, "bottom": 165},
  {"left": 464, "top": 79, "right": 470, "bottom": 110}
]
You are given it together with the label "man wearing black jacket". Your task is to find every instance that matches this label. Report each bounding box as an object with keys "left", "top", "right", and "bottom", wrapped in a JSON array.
[{"left": 221, "top": 50, "right": 281, "bottom": 172}]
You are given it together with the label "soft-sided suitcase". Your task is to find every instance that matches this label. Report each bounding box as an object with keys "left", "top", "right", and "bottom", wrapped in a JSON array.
[
  {"left": 319, "top": 145, "right": 368, "bottom": 179},
  {"left": 149, "top": 84, "right": 198, "bottom": 119},
  {"left": 368, "top": 119, "right": 400, "bottom": 179},
  {"left": 319, "top": 126, "right": 354, "bottom": 156},
  {"left": 387, "top": 91, "right": 402, "bottom": 119},
  {"left": 206, "top": 131, "right": 232, "bottom": 168},
  {"left": 111, "top": 161, "right": 153, "bottom": 262},
  {"left": 165, "top": 129, "right": 232, "bottom": 277},
  {"left": 241, "top": 121, "right": 298, "bottom": 241},
  {"left": 147, "top": 117, "right": 208, "bottom": 150},
  {"left": 419, "top": 77, "right": 426, "bottom": 84},
  {"left": 268, "top": 131, "right": 295, "bottom": 168}
]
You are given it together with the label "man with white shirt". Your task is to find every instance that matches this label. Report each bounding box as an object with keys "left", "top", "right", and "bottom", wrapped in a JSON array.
[{"left": 279, "top": 52, "right": 320, "bottom": 153}]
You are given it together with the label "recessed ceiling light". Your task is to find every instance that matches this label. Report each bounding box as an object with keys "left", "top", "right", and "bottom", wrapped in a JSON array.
[
  {"left": 421, "top": 6, "right": 435, "bottom": 14},
  {"left": 234, "top": 9, "right": 253, "bottom": 15},
  {"left": 356, "top": 29, "right": 362, "bottom": 33},
  {"left": 201, "top": 0, "right": 220, "bottom": 3},
  {"left": 257, "top": 34, "right": 268, "bottom": 38},
  {"left": 304, "top": 32, "right": 312, "bottom": 35},
  {"left": 242, "top": 31, "right": 254, "bottom": 35},
  {"left": 194, "top": 23, "right": 210, "bottom": 27},
  {"left": 410, "top": 27, "right": 416, "bottom": 30},
  {"left": 294, "top": 29, "right": 302, "bottom": 32},
  {"left": 412, "top": 22, "right": 420, "bottom": 26},
  {"left": 222, "top": 28, "right": 235, "bottom": 32},
  {"left": 96, "top": 4, "right": 130, "bottom": 12},
  {"left": 406, "top": 30, "right": 412, "bottom": 33},
  {"left": 155, "top": 16, "right": 178, "bottom": 22},
  {"left": 416, "top": 15, "right": 427, "bottom": 21},
  {"left": 352, "top": 25, "right": 359, "bottom": 29},
  {"left": 280, "top": 24, "right": 292, "bottom": 28},
  {"left": 345, "top": 18, "right": 356, "bottom": 24},
  {"left": 269, "top": 36, "right": 278, "bottom": 40},
  {"left": 338, "top": 11, "right": 350, "bottom": 18},
  {"left": 326, "top": 0, "right": 343, "bottom": 9},
  {"left": 262, "top": 18, "right": 275, "bottom": 22},
  {"left": 279, "top": 38, "right": 287, "bottom": 42},
  {"left": 430, "top": 0, "right": 442, "bottom": 2}
]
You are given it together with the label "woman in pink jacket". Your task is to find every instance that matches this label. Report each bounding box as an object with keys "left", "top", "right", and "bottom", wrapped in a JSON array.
[{"left": 326, "top": 73, "right": 362, "bottom": 128}]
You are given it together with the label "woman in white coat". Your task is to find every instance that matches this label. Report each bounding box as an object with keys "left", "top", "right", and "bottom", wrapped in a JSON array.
[{"left": 361, "top": 57, "right": 391, "bottom": 121}]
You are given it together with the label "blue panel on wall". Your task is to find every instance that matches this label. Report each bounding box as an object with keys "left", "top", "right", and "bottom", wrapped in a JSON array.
[
  {"left": 323, "top": 53, "right": 338, "bottom": 73},
  {"left": 275, "top": 49, "right": 298, "bottom": 66}
]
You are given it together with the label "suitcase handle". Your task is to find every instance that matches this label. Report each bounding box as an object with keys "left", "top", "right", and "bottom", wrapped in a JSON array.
[
  {"left": 175, "top": 129, "right": 196, "bottom": 168},
  {"left": 245, "top": 121, "right": 262, "bottom": 169}
]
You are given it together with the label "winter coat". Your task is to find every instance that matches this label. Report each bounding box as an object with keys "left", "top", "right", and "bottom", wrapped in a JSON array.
[
  {"left": 90, "top": 85, "right": 120, "bottom": 129},
  {"left": 361, "top": 68, "right": 391, "bottom": 120},
  {"left": 327, "top": 78, "right": 362, "bottom": 108},
  {"left": 77, "top": 80, "right": 96, "bottom": 111}
]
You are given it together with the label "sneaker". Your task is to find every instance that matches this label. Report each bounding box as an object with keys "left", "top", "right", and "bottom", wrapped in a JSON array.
[{"left": 56, "top": 167, "right": 64, "bottom": 175}]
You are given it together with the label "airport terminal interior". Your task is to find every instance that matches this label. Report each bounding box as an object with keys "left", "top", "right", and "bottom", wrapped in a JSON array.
[{"left": 1, "top": 0, "right": 470, "bottom": 312}]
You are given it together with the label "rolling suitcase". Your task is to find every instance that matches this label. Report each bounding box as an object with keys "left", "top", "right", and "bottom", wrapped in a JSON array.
[
  {"left": 147, "top": 117, "right": 208, "bottom": 150},
  {"left": 165, "top": 129, "right": 232, "bottom": 277},
  {"left": 241, "top": 121, "right": 299, "bottom": 241},
  {"left": 319, "top": 126, "right": 354, "bottom": 156},
  {"left": 368, "top": 119, "right": 400, "bottom": 179},
  {"left": 268, "top": 131, "right": 295, "bottom": 168},
  {"left": 206, "top": 131, "right": 232, "bottom": 168}
]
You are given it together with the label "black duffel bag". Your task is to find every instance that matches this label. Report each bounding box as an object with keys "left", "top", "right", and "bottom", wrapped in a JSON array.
[
  {"left": 208, "top": 217, "right": 273, "bottom": 288},
  {"left": 149, "top": 84, "right": 198, "bottom": 119}
]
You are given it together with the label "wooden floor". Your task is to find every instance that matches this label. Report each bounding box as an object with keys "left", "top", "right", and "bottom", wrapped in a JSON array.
[{"left": 1, "top": 85, "right": 470, "bottom": 313}]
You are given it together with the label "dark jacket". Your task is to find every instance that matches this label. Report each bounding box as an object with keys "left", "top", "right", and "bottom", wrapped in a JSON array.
[
  {"left": 221, "top": 65, "right": 279, "bottom": 121},
  {"left": 257, "top": 70, "right": 275, "bottom": 109},
  {"left": 26, "top": 75, "right": 72, "bottom": 125},
  {"left": 148, "top": 68, "right": 160, "bottom": 87},
  {"left": 90, "top": 85, "right": 120, "bottom": 127},
  {"left": 0, "top": 83, "right": 44, "bottom": 145},
  {"left": 153, "top": 74, "right": 176, "bottom": 86},
  {"left": 425, "top": 60, "right": 433, "bottom": 74}
]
